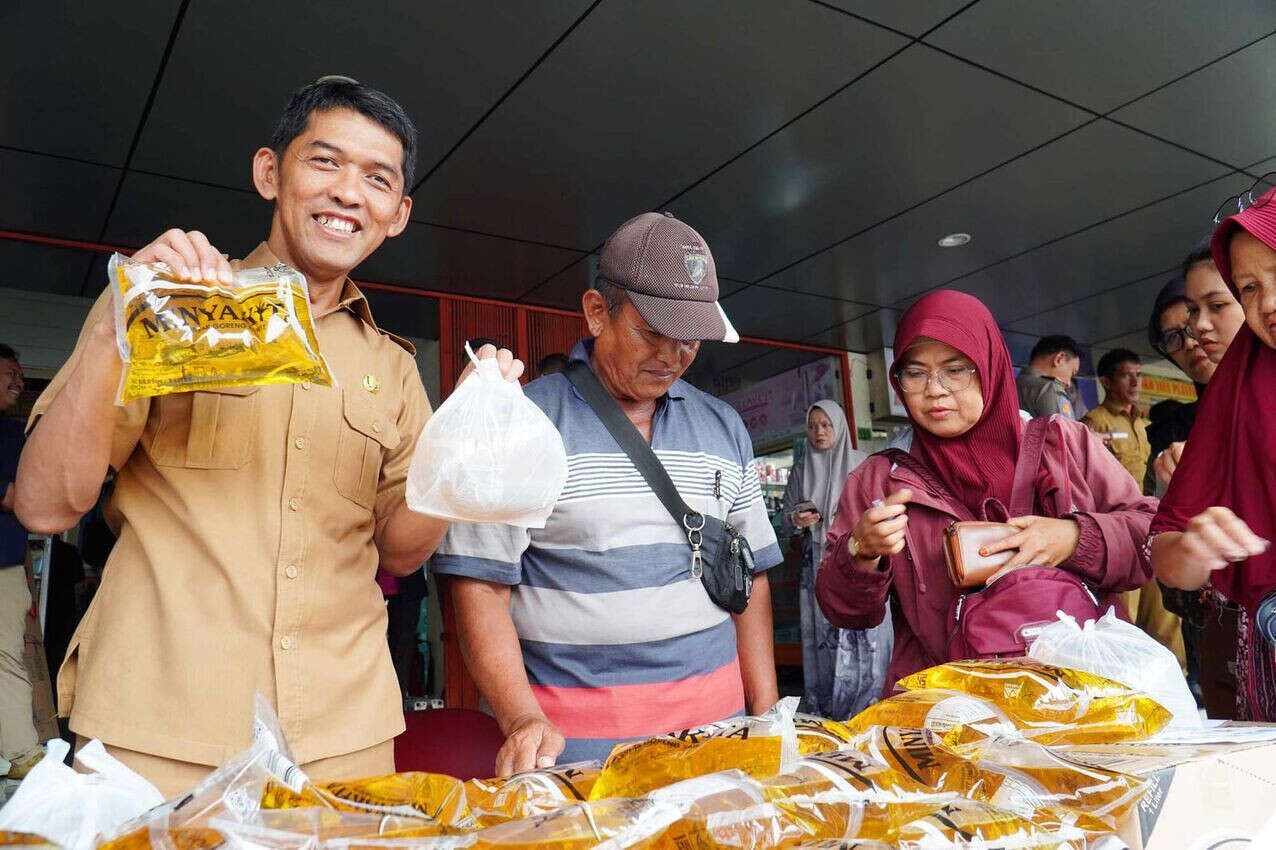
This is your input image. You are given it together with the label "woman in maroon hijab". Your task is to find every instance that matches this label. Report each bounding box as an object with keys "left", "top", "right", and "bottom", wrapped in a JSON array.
[
  {"left": 1150, "top": 184, "right": 1276, "bottom": 720},
  {"left": 816, "top": 290, "right": 1157, "bottom": 688}
]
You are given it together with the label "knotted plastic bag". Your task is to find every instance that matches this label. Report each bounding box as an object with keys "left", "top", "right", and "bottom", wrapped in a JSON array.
[
  {"left": 0, "top": 739, "right": 164, "bottom": 850},
  {"left": 1028, "top": 608, "right": 1200, "bottom": 730},
  {"left": 407, "top": 344, "right": 567, "bottom": 528},
  {"left": 109, "top": 254, "right": 332, "bottom": 404}
]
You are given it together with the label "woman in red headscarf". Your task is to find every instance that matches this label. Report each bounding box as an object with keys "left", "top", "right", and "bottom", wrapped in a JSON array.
[
  {"left": 1150, "top": 185, "right": 1276, "bottom": 720},
  {"left": 815, "top": 290, "right": 1158, "bottom": 688}
]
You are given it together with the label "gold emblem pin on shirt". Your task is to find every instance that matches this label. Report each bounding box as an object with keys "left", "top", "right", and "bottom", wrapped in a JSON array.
[{"left": 362, "top": 374, "right": 381, "bottom": 393}]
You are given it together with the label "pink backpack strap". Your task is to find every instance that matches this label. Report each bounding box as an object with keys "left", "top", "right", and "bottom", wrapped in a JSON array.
[{"left": 1009, "top": 416, "right": 1051, "bottom": 518}]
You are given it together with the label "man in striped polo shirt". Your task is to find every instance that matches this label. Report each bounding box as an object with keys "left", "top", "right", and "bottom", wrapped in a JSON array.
[{"left": 434, "top": 212, "right": 783, "bottom": 774}]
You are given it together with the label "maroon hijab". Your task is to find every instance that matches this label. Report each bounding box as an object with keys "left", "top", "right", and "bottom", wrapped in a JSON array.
[
  {"left": 892, "top": 291, "right": 1025, "bottom": 514},
  {"left": 1150, "top": 191, "right": 1276, "bottom": 615}
]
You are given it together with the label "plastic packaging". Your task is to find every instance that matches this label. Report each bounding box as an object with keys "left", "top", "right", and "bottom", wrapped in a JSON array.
[
  {"left": 844, "top": 689, "right": 1016, "bottom": 746},
  {"left": 105, "top": 694, "right": 308, "bottom": 843},
  {"left": 952, "top": 734, "right": 1146, "bottom": 820},
  {"left": 261, "top": 771, "right": 471, "bottom": 826},
  {"left": 467, "top": 798, "right": 681, "bottom": 848},
  {"left": 109, "top": 254, "right": 332, "bottom": 404},
  {"left": 406, "top": 344, "right": 567, "bottom": 528},
  {"left": 0, "top": 835, "right": 59, "bottom": 850},
  {"left": 794, "top": 715, "right": 858, "bottom": 755},
  {"left": 1028, "top": 608, "right": 1200, "bottom": 730},
  {"left": 0, "top": 738, "right": 164, "bottom": 850},
  {"left": 896, "top": 658, "right": 1172, "bottom": 745},
  {"left": 465, "top": 763, "right": 601, "bottom": 827},
  {"left": 588, "top": 698, "right": 801, "bottom": 801}
]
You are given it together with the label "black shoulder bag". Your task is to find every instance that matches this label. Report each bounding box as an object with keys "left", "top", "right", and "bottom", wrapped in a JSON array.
[{"left": 564, "top": 360, "right": 755, "bottom": 613}]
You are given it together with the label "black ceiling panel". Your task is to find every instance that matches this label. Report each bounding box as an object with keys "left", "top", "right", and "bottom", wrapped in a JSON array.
[
  {"left": 755, "top": 120, "right": 1227, "bottom": 305},
  {"left": 0, "top": 241, "right": 99, "bottom": 299},
  {"left": 927, "top": 0, "right": 1276, "bottom": 113},
  {"left": 0, "top": 150, "right": 121, "bottom": 242},
  {"left": 904, "top": 171, "right": 1257, "bottom": 325},
  {"left": 667, "top": 44, "right": 1090, "bottom": 281},
  {"left": 1111, "top": 34, "right": 1276, "bottom": 171},
  {"left": 4, "top": 0, "right": 1275, "bottom": 359},
  {"left": 129, "top": 0, "right": 596, "bottom": 190},
  {"left": 353, "top": 221, "right": 584, "bottom": 301},
  {"left": 719, "top": 286, "right": 874, "bottom": 340},
  {"left": 820, "top": 0, "right": 972, "bottom": 36},
  {"left": 410, "top": 0, "right": 908, "bottom": 248},
  {"left": 1005, "top": 271, "right": 1171, "bottom": 344},
  {"left": 361, "top": 289, "right": 440, "bottom": 341},
  {"left": 101, "top": 174, "right": 270, "bottom": 260},
  {"left": 1, "top": 0, "right": 183, "bottom": 164},
  {"left": 803, "top": 307, "right": 901, "bottom": 352}
]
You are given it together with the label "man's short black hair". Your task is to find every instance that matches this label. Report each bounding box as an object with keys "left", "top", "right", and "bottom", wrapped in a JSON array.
[
  {"left": 1029, "top": 335, "right": 1082, "bottom": 362},
  {"left": 269, "top": 78, "right": 418, "bottom": 191},
  {"left": 538, "top": 353, "right": 570, "bottom": 375},
  {"left": 1096, "top": 348, "right": 1140, "bottom": 379},
  {"left": 0, "top": 343, "right": 17, "bottom": 362},
  {"left": 1181, "top": 238, "right": 1215, "bottom": 276},
  {"left": 463, "top": 338, "right": 501, "bottom": 370},
  {"left": 592, "top": 277, "right": 630, "bottom": 316}
]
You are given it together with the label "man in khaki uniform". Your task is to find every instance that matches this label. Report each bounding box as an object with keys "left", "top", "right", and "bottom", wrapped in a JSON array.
[
  {"left": 15, "top": 79, "right": 522, "bottom": 795},
  {"left": 0, "top": 345, "right": 44, "bottom": 779},
  {"left": 1083, "top": 348, "right": 1184, "bottom": 671}
]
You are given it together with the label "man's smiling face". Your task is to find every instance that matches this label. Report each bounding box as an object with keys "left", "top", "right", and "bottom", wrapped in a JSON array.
[
  {"left": 0, "top": 357, "right": 23, "bottom": 414},
  {"left": 263, "top": 107, "right": 411, "bottom": 282}
]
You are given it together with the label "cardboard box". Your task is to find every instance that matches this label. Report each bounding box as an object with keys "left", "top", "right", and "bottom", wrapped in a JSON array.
[{"left": 1065, "top": 736, "right": 1276, "bottom": 849}]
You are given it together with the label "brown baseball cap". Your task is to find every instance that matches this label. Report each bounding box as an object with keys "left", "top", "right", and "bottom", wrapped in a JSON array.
[{"left": 597, "top": 212, "right": 740, "bottom": 343}]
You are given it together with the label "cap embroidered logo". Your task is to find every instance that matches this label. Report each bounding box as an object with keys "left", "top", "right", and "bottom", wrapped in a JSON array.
[{"left": 685, "top": 253, "right": 708, "bottom": 285}]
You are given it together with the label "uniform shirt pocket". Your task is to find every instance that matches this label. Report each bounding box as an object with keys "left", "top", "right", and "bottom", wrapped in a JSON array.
[
  {"left": 334, "top": 388, "right": 401, "bottom": 510},
  {"left": 146, "top": 386, "right": 260, "bottom": 469}
]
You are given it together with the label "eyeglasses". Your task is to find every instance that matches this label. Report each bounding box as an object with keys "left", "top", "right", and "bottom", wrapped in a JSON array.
[
  {"left": 1155, "top": 323, "right": 1198, "bottom": 355},
  {"left": 1213, "top": 172, "right": 1276, "bottom": 224},
  {"left": 894, "top": 364, "right": 977, "bottom": 394}
]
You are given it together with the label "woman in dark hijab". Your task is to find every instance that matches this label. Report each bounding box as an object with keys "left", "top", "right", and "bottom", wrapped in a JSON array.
[{"left": 1151, "top": 186, "right": 1276, "bottom": 720}]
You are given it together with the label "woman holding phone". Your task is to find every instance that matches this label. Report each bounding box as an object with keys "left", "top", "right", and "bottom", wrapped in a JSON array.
[{"left": 781, "top": 400, "right": 889, "bottom": 718}]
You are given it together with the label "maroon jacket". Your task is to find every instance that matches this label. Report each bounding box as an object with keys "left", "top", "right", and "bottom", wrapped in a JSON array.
[{"left": 815, "top": 416, "right": 1156, "bottom": 692}]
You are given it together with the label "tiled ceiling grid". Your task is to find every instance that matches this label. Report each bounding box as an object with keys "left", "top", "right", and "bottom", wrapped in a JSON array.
[{"left": 3, "top": 0, "right": 1275, "bottom": 367}]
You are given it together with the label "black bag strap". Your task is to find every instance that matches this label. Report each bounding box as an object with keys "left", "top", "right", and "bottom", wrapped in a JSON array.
[
  {"left": 564, "top": 360, "right": 698, "bottom": 529},
  {"left": 1009, "top": 416, "right": 1051, "bottom": 518}
]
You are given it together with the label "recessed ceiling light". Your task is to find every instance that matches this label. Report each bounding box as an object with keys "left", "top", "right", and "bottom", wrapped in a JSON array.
[{"left": 938, "top": 232, "right": 972, "bottom": 248}]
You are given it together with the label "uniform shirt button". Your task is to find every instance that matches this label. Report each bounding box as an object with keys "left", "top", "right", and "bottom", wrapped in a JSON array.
[
  {"left": 284, "top": 565, "right": 299, "bottom": 579},
  {"left": 288, "top": 497, "right": 301, "bottom": 511},
  {"left": 372, "top": 421, "right": 382, "bottom": 433},
  {"left": 294, "top": 436, "right": 307, "bottom": 450},
  {"left": 301, "top": 381, "right": 311, "bottom": 391},
  {"left": 280, "top": 636, "right": 294, "bottom": 650}
]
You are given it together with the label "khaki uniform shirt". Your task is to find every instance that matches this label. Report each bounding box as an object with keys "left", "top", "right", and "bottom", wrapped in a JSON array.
[
  {"left": 31, "top": 243, "right": 431, "bottom": 765},
  {"left": 1016, "top": 367, "right": 1087, "bottom": 420},
  {"left": 1082, "top": 402, "right": 1151, "bottom": 491}
]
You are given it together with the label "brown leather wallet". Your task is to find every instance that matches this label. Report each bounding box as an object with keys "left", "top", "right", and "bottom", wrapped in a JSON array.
[{"left": 943, "top": 521, "right": 1018, "bottom": 588}]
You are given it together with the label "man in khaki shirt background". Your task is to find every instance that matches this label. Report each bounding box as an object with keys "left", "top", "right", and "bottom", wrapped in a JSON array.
[
  {"left": 14, "top": 78, "right": 523, "bottom": 795},
  {"left": 1082, "top": 347, "right": 1185, "bottom": 673}
]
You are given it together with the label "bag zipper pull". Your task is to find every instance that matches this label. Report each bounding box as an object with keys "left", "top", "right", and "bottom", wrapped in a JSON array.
[
  {"left": 731, "top": 537, "right": 743, "bottom": 591},
  {"left": 685, "top": 513, "right": 706, "bottom": 581}
]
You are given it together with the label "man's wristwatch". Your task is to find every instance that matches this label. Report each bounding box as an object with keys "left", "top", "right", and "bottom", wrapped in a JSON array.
[{"left": 848, "top": 534, "right": 866, "bottom": 559}]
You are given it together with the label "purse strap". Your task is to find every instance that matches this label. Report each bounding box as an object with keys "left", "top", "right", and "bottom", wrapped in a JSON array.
[
  {"left": 564, "top": 360, "right": 699, "bottom": 529},
  {"left": 1009, "top": 415, "right": 1051, "bottom": 518}
]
